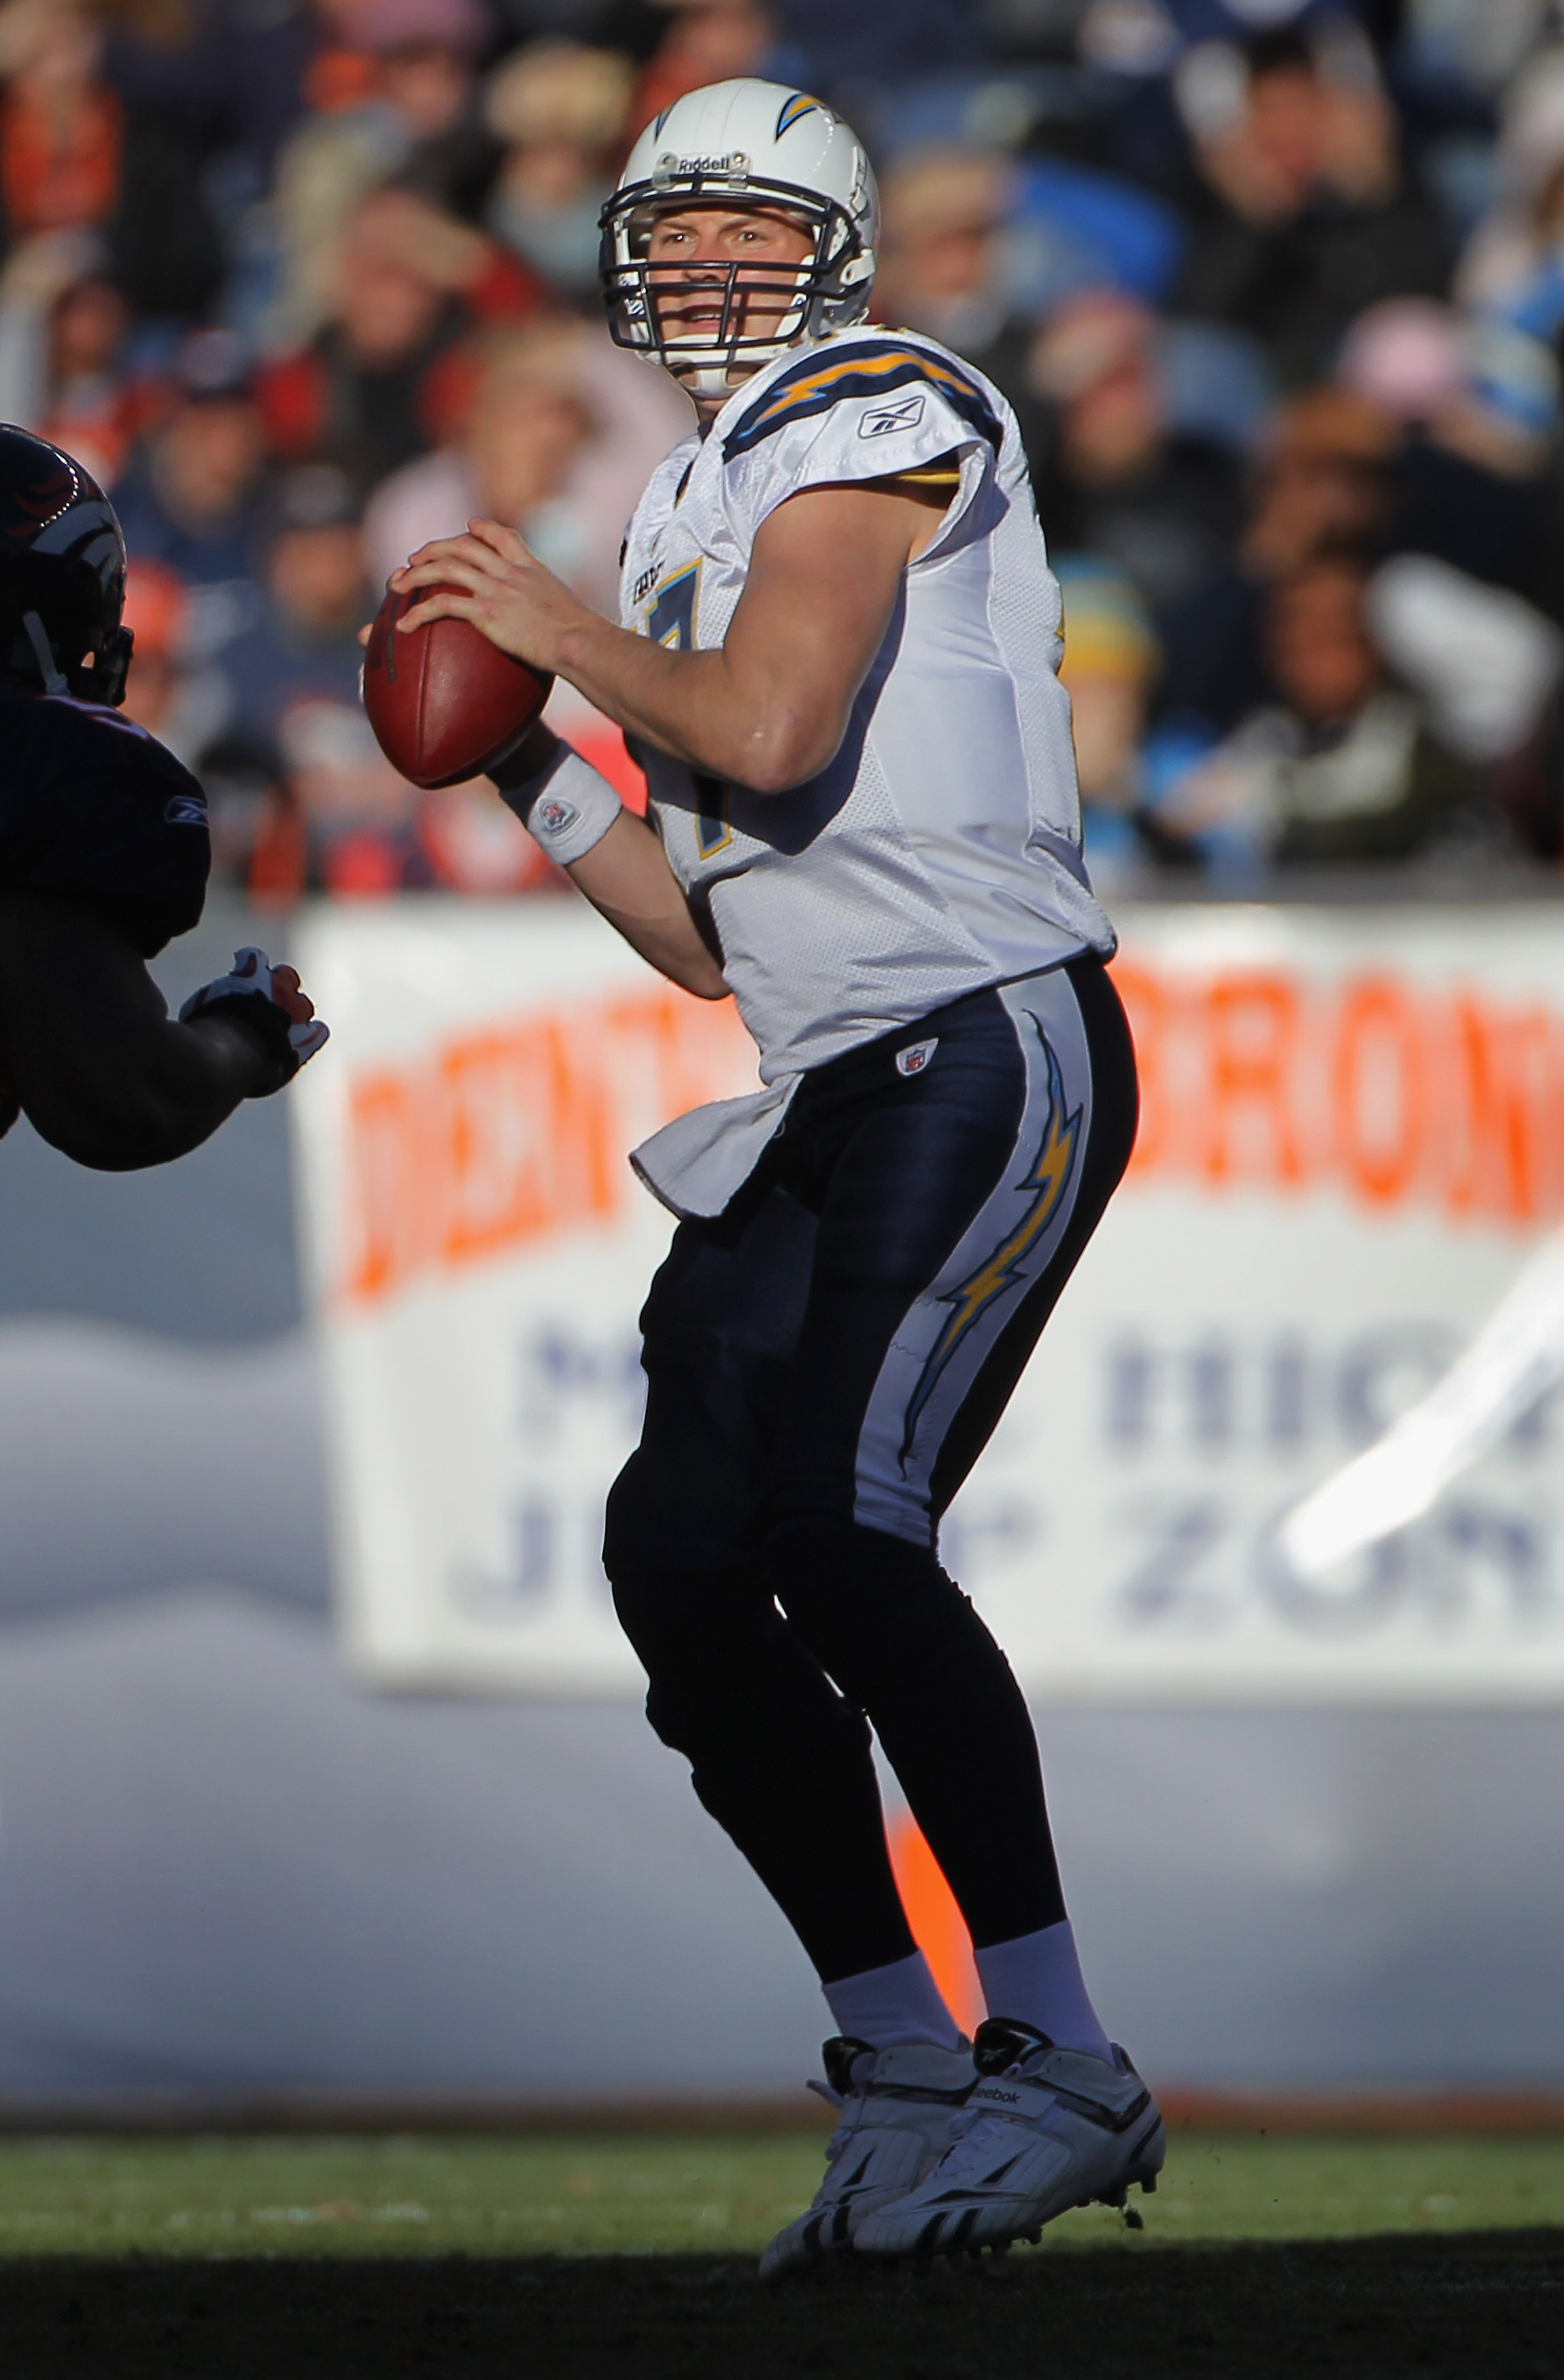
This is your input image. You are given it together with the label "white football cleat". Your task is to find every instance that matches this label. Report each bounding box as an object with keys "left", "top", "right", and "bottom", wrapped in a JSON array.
[
  {"left": 758, "top": 2035, "right": 976, "bottom": 2282},
  {"left": 851, "top": 2017, "right": 1164, "bottom": 2261}
]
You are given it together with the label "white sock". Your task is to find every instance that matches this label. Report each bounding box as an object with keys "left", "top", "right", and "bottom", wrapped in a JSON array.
[
  {"left": 975, "top": 1922, "right": 1112, "bottom": 2058},
  {"left": 823, "top": 1950, "right": 963, "bottom": 2052}
]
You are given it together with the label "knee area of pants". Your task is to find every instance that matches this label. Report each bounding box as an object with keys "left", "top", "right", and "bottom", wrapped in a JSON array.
[
  {"left": 644, "top": 1674, "right": 870, "bottom": 1771},
  {"left": 606, "top": 1567, "right": 666, "bottom": 1655},
  {"left": 762, "top": 1515, "right": 959, "bottom": 1637},
  {"left": 609, "top": 1568, "right": 751, "bottom": 1682}
]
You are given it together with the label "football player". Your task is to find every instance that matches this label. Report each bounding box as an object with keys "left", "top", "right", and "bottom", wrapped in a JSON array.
[
  {"left": 0, "top": 427, "right": 326, "bottom": 1170},
  {"left": 388, "top": 81, "right": 1163, "bottom": 2271}
]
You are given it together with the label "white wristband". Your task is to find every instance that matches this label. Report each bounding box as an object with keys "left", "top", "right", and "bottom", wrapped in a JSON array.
[{"left": 496, "top": 741, "right": 623, "bottom": 867}]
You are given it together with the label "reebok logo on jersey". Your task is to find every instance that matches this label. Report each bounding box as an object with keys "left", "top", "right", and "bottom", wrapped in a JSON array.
[
  {"left": 860, "top": 392, "right": 926, "bottom": 439},
  {"left": 896, "top": 1038, "right": 938, "bottom": 1077},
  {"left": 536, "top": 796, "right": 579, "bottom": 834},
  {"left": 164, "top": 794, "right": 207, "bottom": 826},
  {"left": 724, "top": 345, "right": 1002, "bottom": 462}
]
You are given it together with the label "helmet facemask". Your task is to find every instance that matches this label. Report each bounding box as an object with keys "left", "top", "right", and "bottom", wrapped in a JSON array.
[{"left": 600, "top": 171, "right": 873, "bottom": 399}]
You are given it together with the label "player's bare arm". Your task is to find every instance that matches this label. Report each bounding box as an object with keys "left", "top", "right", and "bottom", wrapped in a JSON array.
[
  {"left": 477, "top": 718, "right": 728, "bottom": 1002},
  {"left": 390, "top": 479, "right": 945, "bottom": 797},
  {"left": 390, "top": 201, "right": 949, "bottom": 795},
  {"left": 562, "top": 809, "right": 728, "bottom": 999},
  {"left": 0, "top": 893, "right": 320, "bottom": 1171}
]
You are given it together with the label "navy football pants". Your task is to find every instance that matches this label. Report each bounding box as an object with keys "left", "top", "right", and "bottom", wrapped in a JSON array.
[{"left": 604, "top": 955, "right": 1138, "bottom": 1984}]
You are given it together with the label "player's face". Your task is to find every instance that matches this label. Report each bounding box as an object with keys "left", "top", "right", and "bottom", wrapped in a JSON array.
[{"left": 644, "top": 206, "right": 815, "bottom": 352}]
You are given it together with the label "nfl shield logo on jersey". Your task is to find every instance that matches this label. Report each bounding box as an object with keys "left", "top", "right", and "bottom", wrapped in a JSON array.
[{"left": 896, "top": 1038, "right": 938, "bottom": 1077}]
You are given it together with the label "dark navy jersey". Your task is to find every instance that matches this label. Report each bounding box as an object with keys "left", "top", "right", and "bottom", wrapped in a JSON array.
[{"left": 0, "top": 686, "right": 210, "bottom": 956}]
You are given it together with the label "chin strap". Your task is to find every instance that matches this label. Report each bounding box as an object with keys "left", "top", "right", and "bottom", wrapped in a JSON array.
[{"left": 21, "top": 611, "right": 67, "bottom": 696}]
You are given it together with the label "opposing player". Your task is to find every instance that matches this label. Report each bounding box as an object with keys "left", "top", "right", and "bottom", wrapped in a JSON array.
[
  {"left": 388, "top": 81, "right": 1163, "bottom": 2270},
  {"left": 0, "top": 428, "right": 326, "bottom": 1169}
]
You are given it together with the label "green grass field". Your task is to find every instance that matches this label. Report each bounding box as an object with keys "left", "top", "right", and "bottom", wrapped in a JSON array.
[
  {"left": 1, "top": 2131, "right": 1560, "bottom": 2378},
  {"left": 0, "top": 2129, "right": 1561, "bottom": 2258}
]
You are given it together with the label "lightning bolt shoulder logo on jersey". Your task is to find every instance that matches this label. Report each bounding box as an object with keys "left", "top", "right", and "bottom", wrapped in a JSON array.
[
  {"left": 722, "top": 341, "right": 1002, "bottom": 462},
  {"left": 900, "top": 1032, "right": 1082, "bottom": 1463}
]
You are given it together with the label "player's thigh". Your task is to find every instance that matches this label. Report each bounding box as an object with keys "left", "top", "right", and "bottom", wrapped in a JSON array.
[
  {"left": 765, "top": 991, "right": 1032, "bottom": 1536},
  {"left": 928, "top": 952, "right": 1138, "bottom": 1516},
  {"left": 770, "top": 959, "right": 1131, "bottom": 1544},
  {"left": 604, "top": 1172, "right": 818, "bottom": 1576}
]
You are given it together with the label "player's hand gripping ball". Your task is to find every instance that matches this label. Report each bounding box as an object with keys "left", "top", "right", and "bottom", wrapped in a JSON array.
[
  {"left": 361, "top": 577, "right": 553, "bottom": 789},
  {"left": 180, "top": 948, "right": 329, "bottom": 1087}
]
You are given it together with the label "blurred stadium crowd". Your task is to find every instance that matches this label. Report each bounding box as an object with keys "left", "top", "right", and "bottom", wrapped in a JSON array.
[{"left": 8, "top": 0, "right": 1564, "bottom": 895}]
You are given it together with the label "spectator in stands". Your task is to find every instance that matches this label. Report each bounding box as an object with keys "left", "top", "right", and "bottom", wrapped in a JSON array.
[
  {"left": 0, "top": 228, "right": 154, "bottom": 487},
  {"left": 481, "top": 38, "right": 633, "bottom": 295},
  {"left": 228, "top": 463, "right": 371, "bottom": 747},
  {"left": 1157, "top": 385, "right": 1398, "bottom": 731},
  {"left": 114, "top": 330, "right": 272, "bottom": 675},
  {"left": 117, "top": 558, "right": 232, "bottom": 780},
  {"left": 874, "top": 149, "right": 1017, "bottom": 369},
  {"left": 0, "top": 4, "right": 120, "bottom": 244},
  {"left": 1027, "top": 290, "right": 1248, "bottom": 628},
  {"left": 1456, "top": 48, "right": 1564, "bottom": 341},
  {"left": 267, "top": 0, "right": 495, "bottom": 345},
  {"left": 777, "top": 0, "right": 977, "bottom": 89},
  {"left": 1145, "top": 543, "right": 1484, "bottom": 874},
  {"left": 872, "top": 144, "right": 1187, "bottom": 444},
  {"left": 225, "top": 456, "right": 554, "bottom": 898},
  {"left": 1053, "top": 556, "right": 1159, "bottom": 888},
  {"left": 97, "top": 0, "right": 316, "bottom": 196},
  {"left": 354, "top": 0, "right": 509, "bottom": 224},
  {"left": 1333, "top": 295, "right": 1564, "bottom": 621},
  {"left": 0, "top": 0, "right": 221, "bottom": 318},
  {"left": 1395, "top": 326, "right": 1564, "bottom": 624},
  {"left": 1241, "top": 388, "right": 1399, "bottom": 583},
  {"left": 1175, "top": 27, "right": 1449, "bottom": 388},
  {"left": 363, "top": 313, "right": 692, "bottom": 616},
  {"left": 224, "top": 463, "right": 428, "bottom": 900},
  {"left": 7, "top": 0, "right": 1554, "bottom": 902},
  {"left": 258, "top": 184, "right": 542, "bottom": 494},
  {"left": 627, "top": 1, "right": 779, "bottom": 146}
]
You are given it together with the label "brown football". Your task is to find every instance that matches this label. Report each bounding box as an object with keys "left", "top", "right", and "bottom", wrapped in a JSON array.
[{"left": 361, "top": 583, "right": 552, "bottom": 789}]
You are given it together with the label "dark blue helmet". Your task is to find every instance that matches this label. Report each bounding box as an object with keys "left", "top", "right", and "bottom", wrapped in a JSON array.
[{"left": 0, "top": 424, "right": 133, "bottom": 706}]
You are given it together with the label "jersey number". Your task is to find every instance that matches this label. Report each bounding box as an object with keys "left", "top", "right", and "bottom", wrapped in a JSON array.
[{"left": 645, "top": 562, "right": 730, "bottom": 858}]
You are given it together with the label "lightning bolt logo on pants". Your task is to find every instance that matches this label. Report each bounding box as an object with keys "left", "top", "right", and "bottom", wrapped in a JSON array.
[{"left": 900, "top": 1033, "right": 1081, "bottom": 1465}]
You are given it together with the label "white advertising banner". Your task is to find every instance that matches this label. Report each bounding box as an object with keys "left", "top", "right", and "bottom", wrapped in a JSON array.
[{"left": 293, "top": 899, "right": 1564, "bottom": 1702}]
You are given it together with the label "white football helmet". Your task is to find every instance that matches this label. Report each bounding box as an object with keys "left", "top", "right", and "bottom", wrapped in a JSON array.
[{"left": 599, "top": 78, "right": 879, "bottom": 399}]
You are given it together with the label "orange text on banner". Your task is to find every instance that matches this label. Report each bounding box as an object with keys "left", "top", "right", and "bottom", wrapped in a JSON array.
[
  {"left": 339, "top": 986, "right": 754, "bottom": 1307},
  {"left": 1113, "top": 958, "right": 1564, "bottom": 1229}
]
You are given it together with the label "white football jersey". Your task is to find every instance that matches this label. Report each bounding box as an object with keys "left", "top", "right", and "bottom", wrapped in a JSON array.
[
  {"left": 619, "top": 326, "right": 1113, "bottom": 1081},
  {"left": 604, "top": 326, "right": 1118, "bottom": 1214}
]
